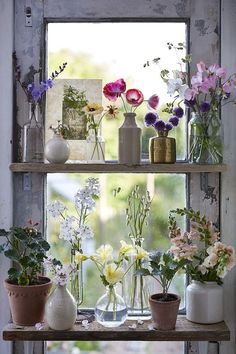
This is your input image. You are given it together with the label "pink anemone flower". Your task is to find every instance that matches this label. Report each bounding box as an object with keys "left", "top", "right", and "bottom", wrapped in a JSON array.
[
  {"left": 125, "top": 89, "right": 144, "bottom": 107},
  {"left": 103, "top": 79, "right": 126, "bottom": 102}
]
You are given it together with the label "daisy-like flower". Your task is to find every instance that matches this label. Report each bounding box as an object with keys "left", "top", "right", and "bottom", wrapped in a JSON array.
[
  {"left": 83, "top": 102, "right": 103, "bottom": 115},
  {"left": 105, "top": 105, "right": 119, "bottom": 119}
]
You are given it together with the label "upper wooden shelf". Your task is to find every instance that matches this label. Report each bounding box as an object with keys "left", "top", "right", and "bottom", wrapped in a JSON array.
[
  {"left": 9, "top": 162, "right": 227, "bottom": 174},
  {"left": 3, "top": 317, "right": 230, "bottom": 342}
]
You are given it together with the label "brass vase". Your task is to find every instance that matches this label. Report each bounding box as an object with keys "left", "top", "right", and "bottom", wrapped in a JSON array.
[{"left": 149, "top": 131, "right": 176, "bottom": 164}]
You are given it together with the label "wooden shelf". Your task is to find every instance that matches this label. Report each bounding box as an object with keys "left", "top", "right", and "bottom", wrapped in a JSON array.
[
  {"left": 3, "top": 317, "right": 230, "bottom": 342},
  {"left": 9, "top": 162, "right": 227, "bottom": 174}
]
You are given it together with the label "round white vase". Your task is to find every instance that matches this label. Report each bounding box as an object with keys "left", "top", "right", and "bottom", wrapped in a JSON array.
[
  {"left": 45, "top": 285, "right": 77, "bottom": 330},
  {"left": 45, "top": 133, "right": 70, "bottom": 163},
  {"left": 186, "top": 281, "right": 223, "bottom": 324}
]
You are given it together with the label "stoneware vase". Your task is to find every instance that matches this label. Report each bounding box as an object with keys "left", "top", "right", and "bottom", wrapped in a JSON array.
[
  {"left": 119, "top": 112, "right": 141, "bottom": 165},
  {"left": 149, "top": 131, "right": 176, "bottom": 164},
  {"left": 149, "top": 293, "right": 180, "bottom": 330},
  {"left": 44, "top": 133, "right": 70, "bottom": 164},
  {"left": 45, "top": 284, "right": 77, "bottom": 330},
  {"left": 186, "top": 281, "right": 223, "bottom": 324},
  {"left": 4, "top": 276, "right": 52, "bottom": 326}
]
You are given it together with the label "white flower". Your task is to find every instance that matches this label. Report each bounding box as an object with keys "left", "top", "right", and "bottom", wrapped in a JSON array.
[
  {"left": 104, "top": 263, "right": 124, "bottom": 284},
  {"left": 76, "top": 224, "right": 94, "bottom": 240},
  {"left": 35, "top": 322, "right": 44, "bottom": 330},
  {"left": 203, "top": 253, "right": 218, "bottom": 268},
  {"left": 47, "top": 201, "right": 65, "bottom": 218},
  {"left": 53, "top": 265, "right": 70, "bottom": 286},
  {"left": 119, "top": 240, "right": 135, "bottom": 256},
  {"left": 128, "top": 323, "right": 137, "bottom": 330},
  {"left": 43, "top": 256, "right": 54, "bottom": 271},
  {"left": 93, "top": 244, "right": 113, "bottom": 264},
  {"left": 75, "top": 189, "right": 96, "bottom": 212},
  {"left": 86, "top": 177, "right": 100, "bottom": 197},
  {"left": 60, "top": 216, "right": 76, "bottom": 242}
]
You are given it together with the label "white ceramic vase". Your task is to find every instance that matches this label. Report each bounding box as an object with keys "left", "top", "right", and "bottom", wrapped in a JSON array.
[
  {"left": 45, "top": 133, "right": 70, "bottom": 163},
  {"left": 119, "top": 112, "right": 141, "bottom": 165},
  {"left": 45, "top": 285, "right": 77, "bottom": 330},
  {"left": 186, "top": 281, "right": 223, "bottom": 324}
]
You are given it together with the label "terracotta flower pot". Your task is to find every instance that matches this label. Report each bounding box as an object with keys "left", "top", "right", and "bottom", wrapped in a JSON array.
[
  {"left": 4, "top": 276, "right": 52, "bottom": 326},
  {"left": 149, "top": 293, "right": 180, "bottom": 330}
]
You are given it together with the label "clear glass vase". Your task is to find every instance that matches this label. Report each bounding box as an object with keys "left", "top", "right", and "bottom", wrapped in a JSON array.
[
  {"left": 189, "top": 112, "right": 223, "bottom": 164},
  {"left": 70, "top": 250, "right": 83, "bottom": 308},
  {"left": 123, "top": 237, "right": 150, "bottom": 318},
  {"left": 95, "top": 285, "right": 127, "bottom": 327},
  {"left": 23, "top": 102, "right": 44, "bottom": 162},
  {"left": 86, "top": 129, "right": 105, "bottom": 163}
]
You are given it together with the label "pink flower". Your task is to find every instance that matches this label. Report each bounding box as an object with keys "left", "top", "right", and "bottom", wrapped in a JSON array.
[
  {"left": 184, "top": 88, "right": 198, "bottom": 100},
  {"left": 103, "top": 79, "right": 126, "bottom": 102},
  {"left": 125, "top": 89, "right": 144, "bottom": 107},
  {"left": 148, "top": 94, "right": 159, "bottom": 109},
  {"left": 197, "top": 61, "right": 206, "bottom": 73}
]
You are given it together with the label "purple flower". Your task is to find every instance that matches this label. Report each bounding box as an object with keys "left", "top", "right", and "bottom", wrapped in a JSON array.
[
  {"left": 173, "top": 107, "right": 184, "bottom": 118},
  {"left": 154, "top": 120, "right": 166, "bottom": 131},
  {"left": 46, "top": 79, "right": 54, "bottom": 88},
  {"left": 200, "top": 102, "right": 211, "bottom": 112},
  {"left": 144, "top": 112, "right": 158, "bottom": 126},
  {"left": 169, "top": 116, "right": 179, "bottom": 127},
  {"left": 184, "top": 99, "right": 196, "bottom": 107},
  {"left": 165, "top": 123, "right": 173, "bottom": 131}
]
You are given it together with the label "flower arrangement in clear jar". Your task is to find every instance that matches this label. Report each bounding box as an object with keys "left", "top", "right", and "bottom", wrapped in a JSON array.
[
  {"left": 47, "top": 177, "right": 100, "bottom": 306},
  {"left": 145, "top": 42, "right": 236, "bottom": 164},
  {"left": 75, "top": 241, "right": 148, "bottom": 327}
]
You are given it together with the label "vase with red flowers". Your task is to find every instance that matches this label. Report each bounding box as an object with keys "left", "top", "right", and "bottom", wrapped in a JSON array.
[{"left": 103, "top": 79, "right": 158, "bottom": 165}]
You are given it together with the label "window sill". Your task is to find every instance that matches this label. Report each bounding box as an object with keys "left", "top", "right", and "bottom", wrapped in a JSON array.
[
  {"left": 9, "top": 162, "right": 227, "bottom": 173},
  {"left": 3, "top": 316, "right": 230, "bottom": 342}
]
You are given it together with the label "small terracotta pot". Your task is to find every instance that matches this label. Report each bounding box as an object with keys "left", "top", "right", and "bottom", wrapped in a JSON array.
[
  {"left": 149, "top": 293, "right": 180, "bottom": 330},
  {"left": 4, "top": 277, "right": 52, "bottom": 326}
]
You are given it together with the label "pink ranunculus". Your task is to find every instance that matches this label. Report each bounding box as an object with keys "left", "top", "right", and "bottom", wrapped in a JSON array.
[
  {"left": 103, "top": 79, "right": 126, "bottom": 102},
  {"left": 148, "top": 94, "right": 159, "bottom": 109},
  {"left": 125, "top": 89, "right": 144, "bottom": 107},
  {"left": 197, "top": 61, "right": 206, "bottom": 73}
]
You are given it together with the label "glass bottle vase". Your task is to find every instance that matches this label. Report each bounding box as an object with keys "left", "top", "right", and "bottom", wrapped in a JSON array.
[
  {"left": 188, "top": 112, "right": 223, "bottom": 164},
  {"left": 123, "top": 237, "right": 150, "bottom": 317},
  {"left": 86, "top": 129, "right": 105, "bottom": 163},
  {"left": 95, "top": 285, "right": 127, "bottom": 327},
  {"left": 70, "top": 250, "right": 83, "bottom": 308},
  {"left": 23, "top": 102, "right": 44, "bottom": 162}
]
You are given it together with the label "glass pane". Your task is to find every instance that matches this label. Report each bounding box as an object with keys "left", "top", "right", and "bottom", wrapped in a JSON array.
[{"left": 47, "top": 22, "right": 187, "bottom": 160}]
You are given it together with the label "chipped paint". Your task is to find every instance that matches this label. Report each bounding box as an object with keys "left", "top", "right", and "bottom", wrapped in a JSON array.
[{"left": 194, "top": 19, "right": 209, "bottom": 36}]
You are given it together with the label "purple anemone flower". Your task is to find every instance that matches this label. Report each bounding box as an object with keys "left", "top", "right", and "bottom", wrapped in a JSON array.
[
  {"left": 200, "top": 102, "right": 211, "bottom": 113},
  {"left": 169, "top": 116, "right": 179, "bottom": 127},
  {"left": 154, "top": 120, "right": 166, "bottom": 131},
  {"left": 144, "top": 112, "right": 158, "bottom": 126},
  {"left": 173, "top": 107, "right": 184, "bottom": 118}
]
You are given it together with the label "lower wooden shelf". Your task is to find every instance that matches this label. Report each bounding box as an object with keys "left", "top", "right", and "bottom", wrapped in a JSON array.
[{"left": 3, "top": 316, "right": 230, "bottom": 342}]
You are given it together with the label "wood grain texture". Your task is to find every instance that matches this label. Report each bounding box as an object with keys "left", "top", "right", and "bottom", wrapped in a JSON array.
[
  {"left": 9, "top": 162, "right": 227, "bottom": 174},
  {"left": 3, "top": 317, "right": 230, "bottom": 342}
]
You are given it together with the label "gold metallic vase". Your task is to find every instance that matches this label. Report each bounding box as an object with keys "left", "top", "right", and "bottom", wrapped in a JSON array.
[{"left": 149, "top": 132, "right": 176, "bottom": 164}]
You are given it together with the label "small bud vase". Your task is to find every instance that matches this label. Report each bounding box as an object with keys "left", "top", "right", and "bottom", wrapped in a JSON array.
[
  {"left": 23, "top": 102, "right": 44, "bottom": 162},
  {"left": 45, "top": 284, "right": 77, "bottom": 330},
  {"left": 95, "top": 285, "right": 127, "bottom": 327},
  {"left": 86, "top": 129, "right": 105, "bottom": 163},
  {"left": 149, "top": 131, "right": 176, "bottom": 164},
  {"left": 119, "top": 112, "right": 141, "bottom": 165},
  {"left": 186, "top": 281, "right": 223, "bottom": 324},
  {"left": 70, "top": 250, "right": 83, "bottom": 308},
  {"left": 44, "top": 133, "right": 70, "bottom": 163}
]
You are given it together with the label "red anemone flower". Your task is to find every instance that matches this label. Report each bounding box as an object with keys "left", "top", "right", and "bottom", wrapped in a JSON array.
[{"left": 125, "top": 89, "right": 144, "bottom": 107}]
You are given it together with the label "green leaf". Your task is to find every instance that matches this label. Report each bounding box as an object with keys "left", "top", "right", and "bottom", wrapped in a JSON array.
[
  {"left": 4, "top": 249, "right": 18, "bottom": 260},
  {"left": 0, "top": 229, "right": 8, "bottom": 236},
  {"left": 135, "top": 268, "right": 150, "bottom": 276},
  {"left": 19, "top": 255, "right": 31, "bottom": 267},
  {"left": 38, "top": 239, "right": 50, "bottom": 251}
]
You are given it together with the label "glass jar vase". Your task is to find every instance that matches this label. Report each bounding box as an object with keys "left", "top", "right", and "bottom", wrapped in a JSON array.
[
  {"left": 23, "top": 102, "right": 44, "bottom": 162},
  {"left": 95, "top": 285, "right": 127, "bottom": 327},
  {"left": 86, "top": 129, "right": 105, "bottom": 163},
  {"left": 188, "top": 112, "right": 223, "bottom": 164},
  {"left": 70, "top": 249, "right": 83, "bottom": 308}
]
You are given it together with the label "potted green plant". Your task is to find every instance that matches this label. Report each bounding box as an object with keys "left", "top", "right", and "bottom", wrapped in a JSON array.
[
  {"left": 138, "top": 250, "right": 186, "bottom": 330},
  {"left": 0, "top": 222, "right": 52, "bottom": 326}
]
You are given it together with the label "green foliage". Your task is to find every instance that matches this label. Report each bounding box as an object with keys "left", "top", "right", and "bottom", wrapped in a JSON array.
[
  {"left": 63, "top": 85, "right": 88, "bottom": 110},
  {"left": 0, "top": 225, "right": 50, "bottom": 285}
]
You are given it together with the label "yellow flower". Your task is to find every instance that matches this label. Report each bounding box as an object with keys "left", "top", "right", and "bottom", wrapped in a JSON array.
[
  {"left": 83, "top": 102, "right": 103, "bottom": 115},
  {"left": 104, "top": 263, "right": 124, "bottom": 284},
  {"left": 74, "top": 252, "right": 88, "bottom": 264},
  {"left": 119, "top": 240, "right": 135, "bottom": 256},
  {"left": 135, "top": 246, "right": 149, "bottom": 260},
  {"left": 93, "top": 244, "right": 113, "bottom": 264}
]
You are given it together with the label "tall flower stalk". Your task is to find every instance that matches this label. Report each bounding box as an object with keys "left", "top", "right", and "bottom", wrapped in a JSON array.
[{"left": 125, "top": 185, "right": 152, "bottom": 315}]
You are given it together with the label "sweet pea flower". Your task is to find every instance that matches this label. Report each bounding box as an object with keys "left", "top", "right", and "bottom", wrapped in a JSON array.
[
  {"left": 148, "top": 94, "right": 159, "bottom": 109},
  {"left": 103, "top": 79, "right": 126, "bottom": 101},
  {"left": 197, "top": 61, "right": 206, "bottom": 73},
  {"left": 125, "top": 89, "right": 144, "bottom": 107}
]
